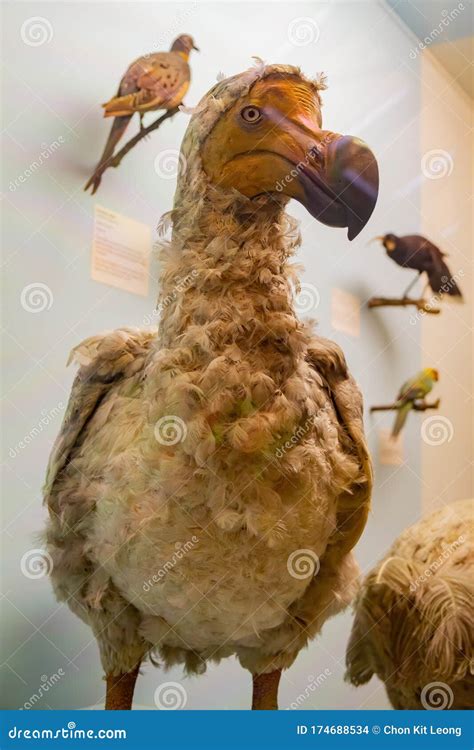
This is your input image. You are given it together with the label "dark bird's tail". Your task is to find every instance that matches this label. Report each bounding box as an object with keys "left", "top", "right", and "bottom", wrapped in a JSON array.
[
  {"left": 427, "top": 254, "right": 463, "bottom": 298},
  {"left": 84, "top": 115, "right": 132, "bottom": 194}
]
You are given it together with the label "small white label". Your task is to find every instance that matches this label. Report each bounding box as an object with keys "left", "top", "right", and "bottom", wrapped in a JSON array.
[
  {"left": 331, "top": 288, "right": 360, "bottom": 336},
  {"left": 91, "top": 205, "right": 151, "bottom": 296},
  {"left": 378, "top": 428, "right": 404, "bottom": 466}
]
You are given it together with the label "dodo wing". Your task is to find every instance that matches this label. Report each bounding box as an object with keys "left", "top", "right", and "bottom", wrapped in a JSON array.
[
  {"left": 306, "top": 337, "right": 372, "bottom": 557},
  {"left": 43, "top": 327, "right": 155, "bottom": 497}
]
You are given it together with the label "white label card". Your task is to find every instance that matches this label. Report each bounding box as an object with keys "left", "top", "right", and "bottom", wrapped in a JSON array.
[
  {"left": 331, "top": 288, "right": 360, "bottom": 336},
  {"left": 91, "top": 205, "right": 151, "bottom": 296},
  {"left": 378, "top": 428, "right": 404, "bottom": 466}
]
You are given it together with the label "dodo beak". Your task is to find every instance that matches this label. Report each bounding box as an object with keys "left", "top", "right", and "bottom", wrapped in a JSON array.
[{"left": 294, "top": 131, "right": 379, "bottom": 240}]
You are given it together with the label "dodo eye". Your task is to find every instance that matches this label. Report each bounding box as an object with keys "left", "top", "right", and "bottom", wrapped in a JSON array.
[{"left": 240, "top": 105, "right": 262, "bottom": 124}]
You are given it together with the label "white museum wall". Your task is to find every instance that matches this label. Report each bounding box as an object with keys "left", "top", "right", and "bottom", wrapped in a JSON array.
[
  {"left": 1, "top": 0, "right": 471, "bottom": 711},
  {"left": 419, "top": 49, "right": 473, "bottom": 514}
]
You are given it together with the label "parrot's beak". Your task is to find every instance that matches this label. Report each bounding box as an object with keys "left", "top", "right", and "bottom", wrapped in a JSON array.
[{"left": 289, "top": 131, "right": 379, "bottom": 241}]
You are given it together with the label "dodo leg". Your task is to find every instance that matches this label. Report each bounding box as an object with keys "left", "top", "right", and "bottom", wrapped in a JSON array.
[
  {"left": 252, "top": 669, "right": 282, "bottom": 710},
  {"left": 91, "top": 585, "right": 148, "bottom": 711},
  {"left": 105, "top": 663, "right": 141, "bottom": 710}
]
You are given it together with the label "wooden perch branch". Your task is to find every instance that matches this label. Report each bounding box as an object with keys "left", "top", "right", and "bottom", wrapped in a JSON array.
[
  {"left": 367, "top": 296, "right": 441, "bottom": 314},
  {"left": 84, "top": 107, "right": 180, "bottom": 195},
  {"left": 371, "top": 398, "right": 440, "bottom": 413}
]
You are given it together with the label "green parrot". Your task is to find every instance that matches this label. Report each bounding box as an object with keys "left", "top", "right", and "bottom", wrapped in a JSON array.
[{"left": 392, "top": 367, "right": 439, "bottom": 438}]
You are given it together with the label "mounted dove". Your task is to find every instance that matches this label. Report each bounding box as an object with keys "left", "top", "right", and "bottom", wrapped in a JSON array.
[{"left": 84, "top": 34, "right": 198, "bottom": 194}]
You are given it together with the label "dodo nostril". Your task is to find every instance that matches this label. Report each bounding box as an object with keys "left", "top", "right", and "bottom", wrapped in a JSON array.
[{"left": 307, "top": 144, "right": 322, "bottom": 165}]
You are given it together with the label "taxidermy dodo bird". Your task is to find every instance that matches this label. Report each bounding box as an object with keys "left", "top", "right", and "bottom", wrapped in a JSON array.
[
  {"left": 84, "top": 34, "right": 198, "bottom": 194},
  {"left": 346, "top": 499, "right": 473, "bottom": 710},
  {"left": 374, "top": 233, "right": 464, "bottom": 299},
  {"left": 44, "top": 63, "right": 379, "bottom": 710}
]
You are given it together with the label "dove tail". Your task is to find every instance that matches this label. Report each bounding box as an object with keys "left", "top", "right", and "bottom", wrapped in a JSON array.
[
  {"left": 84, "top": 115, "right": 131, "bottom": 194},
  {"left": 392, "top": 402, "right": 411, "bottom": 438},
  {"left": 99, "top": 116, "right": 131, "bottom": 164}
]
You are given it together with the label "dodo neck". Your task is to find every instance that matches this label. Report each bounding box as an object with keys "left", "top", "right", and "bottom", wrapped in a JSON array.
[{"left": 156, "top": 189, "right": 302, "bottom": 354}]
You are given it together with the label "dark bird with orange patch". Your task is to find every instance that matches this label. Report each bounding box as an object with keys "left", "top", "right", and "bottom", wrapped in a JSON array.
[{"left": 374, "top": 233, "right": 463, "bottom": 299}]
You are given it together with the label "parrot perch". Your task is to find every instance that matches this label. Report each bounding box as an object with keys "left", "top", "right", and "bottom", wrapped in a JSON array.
[
  {"left": 374, "top": 234, "right": 463, "bottom": 299},
  {"left": 84, "top": 34, "right": 198, "bottom": 194},
  {"left": 45, "top": 64, "right": 379, "bottom": 711},
  {"left": 392, "top": 368, "right": 439, "bottom": 437}
]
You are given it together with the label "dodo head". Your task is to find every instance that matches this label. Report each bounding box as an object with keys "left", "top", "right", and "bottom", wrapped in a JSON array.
[{"left": 196, "top": 65, "right": 379, "bottom": 240}]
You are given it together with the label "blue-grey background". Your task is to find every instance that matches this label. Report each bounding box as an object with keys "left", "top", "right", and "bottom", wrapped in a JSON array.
[{"left": 1, "top": 1, "right": 472, "bottom": 710}]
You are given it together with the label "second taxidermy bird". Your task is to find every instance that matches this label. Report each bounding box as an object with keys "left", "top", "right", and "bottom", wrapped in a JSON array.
[
  {"left": 375, "top": 234, "right": 463, "bottom": 299},
  {"left": 392, "top": 368, "right": 439, "bottom": 438},
  {"left": 84, "top": 34, "right": 198, "bottom": 194},
  {"left": 346, "top": 499, "right": 473, "bottom": 710},
  {"left": 45, "top": 63, "right": 378, "bottom": 711}
]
